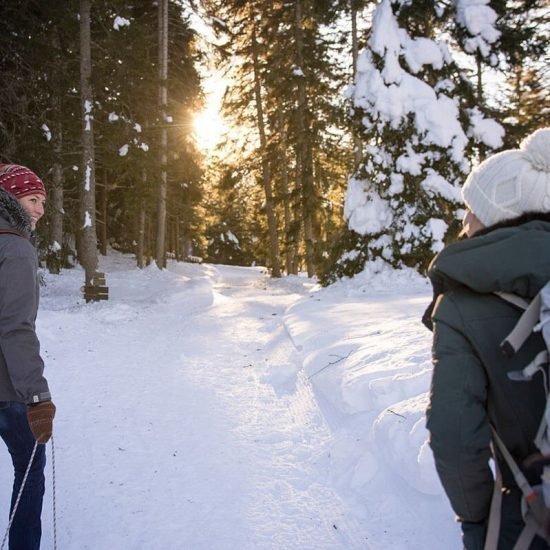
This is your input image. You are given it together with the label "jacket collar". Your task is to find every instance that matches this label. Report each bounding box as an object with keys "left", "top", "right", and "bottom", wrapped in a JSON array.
[
  {"left": 422, "top": 217, "right": 550, "bottom": 330},
  {"left": 429, "top": 219, "right": 550, "bottom": 298}
]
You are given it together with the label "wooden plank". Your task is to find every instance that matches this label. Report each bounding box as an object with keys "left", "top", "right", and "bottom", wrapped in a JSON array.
[
  {"left": 91, "top": 272, "right": 106, "bottom": 285},
  {"left": 84, "top": 284, "right": 109, "bottom": 303},
  {"left": 85, "top": 285, "right": 108, "bottom": 293}
]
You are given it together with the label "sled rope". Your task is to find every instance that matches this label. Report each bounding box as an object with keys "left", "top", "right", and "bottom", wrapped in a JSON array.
[
  {"left": 51, "top": 436, "right": 57, "bottom": 550},
  {"left": 1, "top": 440, "right": 39, "bottom": 550},
  {"left": 0, "top": 438, "right": 57, "bottom": 550}
]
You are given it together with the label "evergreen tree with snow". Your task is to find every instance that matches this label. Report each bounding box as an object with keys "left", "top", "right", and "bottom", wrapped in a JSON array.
[
  {"left": 329, "top": 0, "right": 504, "bottom": 279},
  {"left": 204, "top": 167, "right": 261, "bottom": 266}
]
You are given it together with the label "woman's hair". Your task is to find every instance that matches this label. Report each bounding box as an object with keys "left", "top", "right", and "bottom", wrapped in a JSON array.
[{"left": 472, "top": 211, "right": 550, "bottom": 238}]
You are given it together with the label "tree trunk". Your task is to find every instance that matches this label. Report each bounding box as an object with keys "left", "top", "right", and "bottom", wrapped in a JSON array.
[
  {"left": 155, "top": 0, "right": 168, "bottom": 269},
  {"left": 175, "top": 216, "right": 181, "bottom": 260},
  {"left": 48, "top": 118, "right": 64, "bottom": 274},
  {"left": 79, "top": 0, "right": 98, "bottom": 286},
  {"left": 251, "top": 20, "right": 281, "bottom": 277},
  {"left": 137, "top": 204, "right": 145, "bottom": 269},
  {"left": 170, "top": 218, "right": 176, "bottom": 259},
  {"left": 277, "top": 102, "right": 295, "bottom": 275},
  {"left": 351, "top": 0, "right": 363, "bottom": 169},
  {"left": 48, "top": 163, "right": 64, "bottom": 274},
  {"left": 98, "top": 173, "right": 108, "bottom": 256},
  {"left": 294, "top": 147, "right": 304, "bottom": 272},
  {"left": 147, "top": 212, "right": 153, "bottom": 266},
  {"left": 47, "top": 28, "right": 65, "bottom": 275},
  {"left": 476, "top": 54, "right": 483, "bottom": 103},
  {"left": 294, "top": 0, "right": 315, "bottom": 277},
  {"left": 313, "top": 158, "right": 324, "bottom": 241}
]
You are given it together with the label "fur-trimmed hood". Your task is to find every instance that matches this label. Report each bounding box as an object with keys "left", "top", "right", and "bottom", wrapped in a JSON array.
[{"left": 0, "top": 187, "right": 32, "bottom": 237}]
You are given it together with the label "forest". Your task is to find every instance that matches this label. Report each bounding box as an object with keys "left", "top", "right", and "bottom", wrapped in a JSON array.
[{"left": 0, "top": 0, "right": 548, "bottom": 297}]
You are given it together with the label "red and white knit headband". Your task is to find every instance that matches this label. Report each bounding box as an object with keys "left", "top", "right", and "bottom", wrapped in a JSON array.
[{"left": 0, "top": 164, "right": 47, "bottom": 199}]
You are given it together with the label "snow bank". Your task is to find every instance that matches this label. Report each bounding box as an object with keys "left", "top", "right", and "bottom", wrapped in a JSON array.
[{"left": 282, "top": 263, "right": 459, "bottom": 546}]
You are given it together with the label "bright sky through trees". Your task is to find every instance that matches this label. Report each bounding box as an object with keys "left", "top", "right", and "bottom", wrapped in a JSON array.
[
  {"left": 192, "top": 91, "right": 226, "bottom": 151},
  {"left": 186, "top": 4, "right": 228, "bottom": 152}
]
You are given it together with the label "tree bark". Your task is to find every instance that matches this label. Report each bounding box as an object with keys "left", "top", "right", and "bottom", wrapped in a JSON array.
[
  {"left": 79, "top": 0, "right": 98, "bottom": 286},
  {"left": 277, "top": 102, "right": 295, "bottom": 275},
  {"left": 476, "top": 54, "right": 483, "bottom": 104},
  {"left": 175, "top": 216, "right": 181, "bottom": 260},
  {"left": 47, "top": 28, "right": 65, "bottom": 274},
  {"left": 251, "top": 19, "right": 281, "bottom": 277},
  {"left": 156, "top": 0, "right": 168, "bottom": 269},
  {"left": 99, "top": 175, "right": 107, "bottom": 256},
  {"left": 48, "top": 116, "right": 64, "bottom": 274},
  {"left": 294, "top": 0, "right": 315, "bottom": 277},
  {"left": 137, "top": 206, "right": 145, "bottom": 269},
  {"left": 351, "top": 0, "right": 363, "bottom": 169},
  {"left": 147, "top": 212, "right": 153, "bottom": 266}
]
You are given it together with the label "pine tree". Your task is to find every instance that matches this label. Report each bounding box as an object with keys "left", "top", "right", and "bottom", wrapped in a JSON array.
[
  {"left": 330, "top": 0, "right": 504, "bottom": 280},
  {"left": 203, "top": 0, "right": 351, "bottom": 276},
  {"left": 0, "top": 1, "right": 203, "bottom": 273},
  {"left": 494, "top": 0, "right": 550, "bottom": 147},
  {"left": 82, "top": 0, "right": 204, "bottom": 266},
  {"left": 204, "top": 167, "right": 260, "bottom": 265}
]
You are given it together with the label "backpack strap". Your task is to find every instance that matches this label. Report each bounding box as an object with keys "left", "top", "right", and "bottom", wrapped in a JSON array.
[
  {"left": 486, "top": 427, "right": 549, "bottom": 550},
  {"left": 484, "top": 454, "right": 503, "bottom": 550},
  {"left": 496, "top": 291, "right": 531, "bottom": 310},
  {"left": 514, "top": 520, "right": 540, "bottom": 550},
  {"left": 496, "top": 291, "right": 542, "bottom": 357},
  {"left": 491, "top": 428, "right": 541, "bottom": 513},
  {"left": 0, "top": 229, "right": 24, "bottom": 238}
]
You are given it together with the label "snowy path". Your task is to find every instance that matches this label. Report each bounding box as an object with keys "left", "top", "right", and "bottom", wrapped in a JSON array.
[
  {"left": 1, "top": 256, "right": 462, "bottom": 549},
  {"left": 1, "top": 262, "right": 370, "bottom": 549}
]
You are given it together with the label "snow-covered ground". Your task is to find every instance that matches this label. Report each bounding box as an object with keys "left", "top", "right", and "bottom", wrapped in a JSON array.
[{"left": 0, "top": 252, "right": 460, "bottom": 549}]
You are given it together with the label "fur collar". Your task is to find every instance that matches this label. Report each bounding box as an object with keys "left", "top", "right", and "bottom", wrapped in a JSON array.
[{"left": 0, "top": 187, "right": 32, "bottom": 237}]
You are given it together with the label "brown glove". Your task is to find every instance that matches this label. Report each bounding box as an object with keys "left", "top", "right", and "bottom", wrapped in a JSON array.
[{"left": 27, "top": 400, "right": 56, "bottom": 444}]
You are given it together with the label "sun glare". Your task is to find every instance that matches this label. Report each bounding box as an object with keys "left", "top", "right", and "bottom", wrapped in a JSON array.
[{"left": 193, "top": 106, "right": 225, "bottom": 152}]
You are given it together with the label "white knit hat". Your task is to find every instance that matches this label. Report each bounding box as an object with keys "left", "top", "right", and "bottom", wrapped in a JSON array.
[{"left": 462, "top": 127, "right": 550, "bottom": 227}]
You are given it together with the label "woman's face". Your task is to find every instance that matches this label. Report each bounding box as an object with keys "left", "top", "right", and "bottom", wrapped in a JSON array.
[
  {"left": 18, "top": 194, "right": 46, "bottom": 230},
  {"left": 462, "top": 209, "right": 484, "bottom": 238}
]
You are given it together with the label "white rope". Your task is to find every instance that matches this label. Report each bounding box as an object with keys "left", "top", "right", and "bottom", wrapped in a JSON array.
[
  {"left": 0, "top": 437, "right": 57, "bottom": 550},
  {"left": 1, "top": 440, "right": 39, "bottom": 550},
  {"left": 51, "top": 436, "right": 57, "bottom": 550}
]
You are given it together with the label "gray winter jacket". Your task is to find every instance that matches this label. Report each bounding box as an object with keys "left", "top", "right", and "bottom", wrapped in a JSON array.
[
  {"left": 425, "top": 215, "right": 550, "bottom": 550},
  {"left": 0, "top": 188, "right": 51, "bottom": 404}
]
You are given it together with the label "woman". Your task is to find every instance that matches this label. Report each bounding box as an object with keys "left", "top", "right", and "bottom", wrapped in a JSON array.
[
  {"left": 424, "top": 128, "right": 550, "bottom": 549},
  {"left": 0, "top": 164, "right": 56, "bottom": 550}
]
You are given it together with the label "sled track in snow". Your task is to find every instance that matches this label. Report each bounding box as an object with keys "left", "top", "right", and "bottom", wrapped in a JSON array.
[{"left": 204, "top": 277, "right": 369, "bottom": 549}]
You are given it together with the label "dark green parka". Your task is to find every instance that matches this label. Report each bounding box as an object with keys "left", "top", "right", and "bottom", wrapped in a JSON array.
[{"left": 425, "top": 215, "right": 550, "bottom": 550}]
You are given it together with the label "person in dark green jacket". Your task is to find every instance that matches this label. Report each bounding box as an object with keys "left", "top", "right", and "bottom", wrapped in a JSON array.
[{"left": 425, "top": 127, "right": 550, "bottom": 550}]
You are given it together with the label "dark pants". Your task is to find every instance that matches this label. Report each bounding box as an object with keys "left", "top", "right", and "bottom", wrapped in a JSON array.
[{"left": 0, "top": 401, "right": 45, "bottom": 550}]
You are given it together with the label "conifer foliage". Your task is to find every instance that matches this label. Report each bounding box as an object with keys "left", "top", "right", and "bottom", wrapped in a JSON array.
[
  {"left": 0, "top": 0, "right": 545, "bottom": 283},
  {"left": 201, "top": 0, "right": 351, "bottom": 277},
  {"left": 0, "top": 0, "right": 203, "bottom": 272},
  {"left": 330, "top": 0, "right": 505, "bottom": 280}
]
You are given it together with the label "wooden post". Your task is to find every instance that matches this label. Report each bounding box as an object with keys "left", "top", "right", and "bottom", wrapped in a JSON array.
[{"left": 83, "top": 271, "right": 109, "bottom": 302}]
